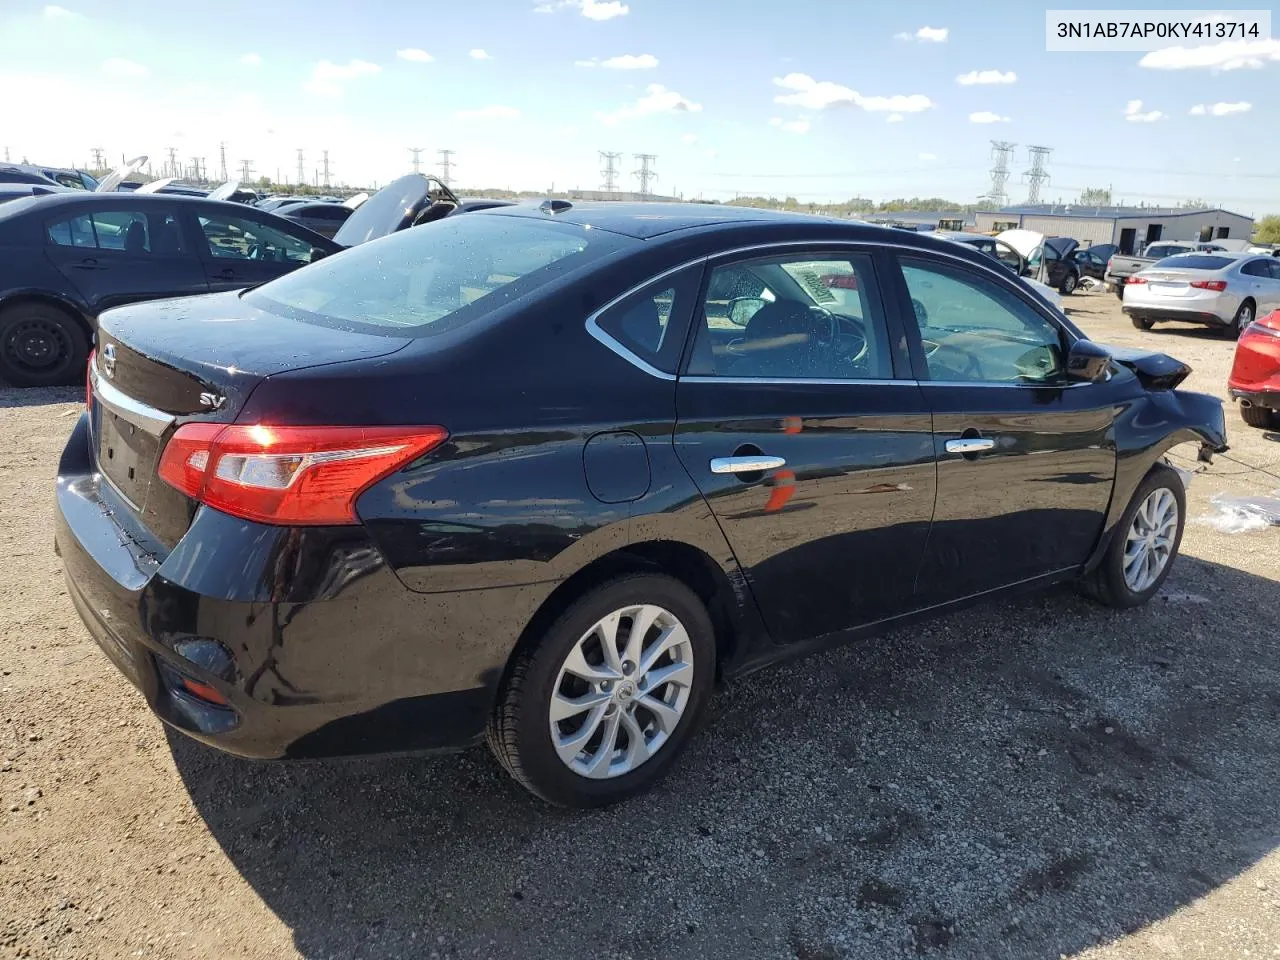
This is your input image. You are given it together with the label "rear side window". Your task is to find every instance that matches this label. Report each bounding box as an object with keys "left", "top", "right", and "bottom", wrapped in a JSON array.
[
  {"left": 592, "top": 266, "right": 702, "bottom": 374},
  {"left": 46, "top": 208, "right": 183, "bottom": 255},
  {"left": 245, "top": 213, "right": 631, "bottom": 336},
  {"left": 1160, "top": 255, "right": 1233, "bottom": 270}
]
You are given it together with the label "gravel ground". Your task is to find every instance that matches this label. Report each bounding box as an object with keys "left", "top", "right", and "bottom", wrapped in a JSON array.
[{"left": 2, "top": 289, "right": 1279, "bottom": 960}]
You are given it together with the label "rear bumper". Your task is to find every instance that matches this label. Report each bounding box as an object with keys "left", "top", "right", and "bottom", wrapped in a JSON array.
[
  {"left": 55, "top": 413, "right": 538, "bottom": 760},
  {"left": 1229, "top": 388, "right": 1280, "bottom": 412},
  {"left": 1122, "top": 305, "right": 1231, "bottom": 326}
]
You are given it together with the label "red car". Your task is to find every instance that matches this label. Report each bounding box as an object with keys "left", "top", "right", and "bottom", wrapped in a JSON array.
[{"left": 1228, "top": 309, "right": 1280, "bottom": 428}]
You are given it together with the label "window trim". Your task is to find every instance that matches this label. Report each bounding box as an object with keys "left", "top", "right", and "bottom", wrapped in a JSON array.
[
  {"left": 581, "top": 237, "right": 1083, "bottom": 384},
  {"left": 585, "top": 260, "right": 708, "bottom": 382}
]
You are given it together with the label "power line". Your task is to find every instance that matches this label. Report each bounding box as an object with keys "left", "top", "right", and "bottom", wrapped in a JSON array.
[
  {"left": 165, "top": 146, "right": 178, "bottom": 179},
  {"left": 633, "top": 153, "right": 657, "bottom": 199},
  {"left": 296, "top": 149, "right": 305, "bottom": 186},
  {"left": 321, "top": 150, "right": 331, "bottom": 189},
  {"left": 599, "top": 151, "right": 622, "bottom": 194},
  {"left": 437, "top": 149, "right": 455, "bottom": 185},
  {"left": 984, "top": 140, "right": 1017, "bottom": 207},
  {"left": 1024, "top": 145, "right": 1052, "bottom": 205},
  {"left": 409, "top": 147, "right": 424, "bottom": 174},
  {"left": 90, "top": 147, "right": 105, "bottom": 170},
  {"left": 219, "top": 142, "right": 228, "bottom": 182},
  {"left": 239, "top": 158, "right": 254, "bottom": 182}
]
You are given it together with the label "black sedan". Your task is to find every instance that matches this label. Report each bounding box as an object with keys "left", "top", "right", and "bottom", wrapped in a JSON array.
[
  {"left": 0, "top": 192, "right": 338, "bottom": 386},
  {"left": 55, "top": 204, "right": 1227, "bottom": 808}
]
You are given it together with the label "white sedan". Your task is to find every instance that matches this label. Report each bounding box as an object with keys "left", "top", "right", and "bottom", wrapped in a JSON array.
[{"left": 1123, "top": 252, "right": 1280, "bottom": 337}]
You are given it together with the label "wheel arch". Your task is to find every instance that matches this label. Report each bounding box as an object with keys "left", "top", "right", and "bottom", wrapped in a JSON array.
[
  {"left": 0, "top": 292, "right": 94, "bottom": 341},
  {"left": 491, "top": 539, "right": 751, "bottom": 704}
]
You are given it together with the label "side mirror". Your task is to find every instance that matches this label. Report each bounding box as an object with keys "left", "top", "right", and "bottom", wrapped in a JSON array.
[
  {"left": 1067, "top": 339, "right": 1112, "bottom": 383},
  {"left": 728, "top": 296, "right": 767, "bottom": 327},
  {"left": 309, "top": 246, "right": 328, "bottom": 262}
]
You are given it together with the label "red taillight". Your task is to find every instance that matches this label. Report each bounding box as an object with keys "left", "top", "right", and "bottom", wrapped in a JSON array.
[
  {"left": 157, "top": 424, "right": 448, "bottom": 525},
  {"left": 86, "top": 348, "right": 95, "bottom": 410},
  {"left": 1190, "top": 279, "right": 1228, "bottom": 291},
  {"left": 1259, "top": 309, "right": 1280, "bottom": 332},
  {"left": 1126, "top": 276, "right": 1147, "bottom": 285}
]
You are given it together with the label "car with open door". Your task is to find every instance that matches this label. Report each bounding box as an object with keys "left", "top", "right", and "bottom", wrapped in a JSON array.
[
  {"left": 998, "top": 229, "right": 1082, "bottom": 295},
  {"left": 0, "top": 192, "right": 338, "bottom": 386},
  {"left": 276, "top": 200, "right": 352, "bottom": 239},
  {"left": 331, "top": 173, "right": 515, "bottom": 247},
  {"left": 933, "top": 231, "right": 1063, "bottom": 309},
  {"left": 1072, "top": 243, "right": 1119, "bottom": 282},
  {"left": 54, "top": 204, "right": 1226, "bottom": 808}
]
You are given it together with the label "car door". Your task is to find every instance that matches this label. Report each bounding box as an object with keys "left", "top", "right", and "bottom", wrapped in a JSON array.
[
  {"left": 187, "top": 207, "right": 323, "bottom": 291},
  {"left": 42, "top": 203, "right": 208, "bottom": 316},
  {"left": 1238, "top": 258, "right": 1280, "bottom": 315},
  {"left": 673, "top": 248, "right": 937, "bottom": 645},
  {"left": 890, "top": 252, "right": 1120, "bottom": 604},
  {"left": 1264, "top": 260, "right": 1280, "bottom": 313}
]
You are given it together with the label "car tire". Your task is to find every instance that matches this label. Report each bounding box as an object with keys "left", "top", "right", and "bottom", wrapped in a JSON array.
[
  {"left": 1080, "top": 463, "right": 1186, "bottom": 609},
  {"left": 1240, "top": 403, "right": 1280, "bottom": 430},
  {"left": 1059, "top": 271, "right": 1079, "bottom": 295},
  {"left": 1225, "top": 299, "right": 1254, "bottom": 340},
  {"left": 0, "top": 302, "right": 90, "bottom": 388},
  {"left": 1130, "top": 315, "right": 1155, "bottom": 331},
  {"left": 487, "top": 574, "right": 716, "bottom": 808}
]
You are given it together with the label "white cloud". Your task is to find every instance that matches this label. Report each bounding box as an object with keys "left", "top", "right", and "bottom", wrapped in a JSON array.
[
  {"left": 1139, "top": 38, "right": 1280, "bottom": 71},
  {"left": 456, "top": 104, "right": 521, "bottom": 119},
  {"left": 396, "top": 48, "right": 433, "bottom": 63},
  {"left": 102, "top": 58, "right": 149, "bottom": 79},
  {"left": 886, "top": 113, "right": 904, "bottom": 123},
  {"left": 769, "top": 117, "right": 810, "bottom": 134},
  {"left": 772, "top": 73, "right": 933, "bottom": 113},
  {"left": 956, "top": 69, "right": 1016, "bottom": 85},
  {"left": 574, "top": 59, "right": 598, "bottom": 67},
  {"left": 240, "top": 53, "right": 262, "bottom": 67},
  {"left": 469, "top": 48, "right": 492, "bottom": 60},
  {"left": 597, "top": 84, "right": 702, "bottom": 124},
  {"left": 581, "top": 0, "right": 628, "bottom": 18},
  {"left": 600, "top": 53, "right": 658, "bottom": 69},
  {"left": 919, "top": 152, "right": 938, "bottom": 161},
  {"left": 43, "top": 5, "right": 78, "bottom": 18},
  {"left": 304, "top": 59, "right": 382, "bottom": 96},
  {"left": 681, "top": 133, "right": 698, "bottom": 144},
  {"left": 896, "top": 25, "right": 948, "bottom": 42},
  {"left": 1189, "top": 101, "right": 1252, "bottom": 116},
  {"left": 1124, "top": 99, "right": 1163, "bottom": 122},
  {"left": 969, "top": 111, "right": 1010, "bottom": 123}
]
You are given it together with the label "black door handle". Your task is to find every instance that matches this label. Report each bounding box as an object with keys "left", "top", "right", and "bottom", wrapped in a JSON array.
[
  {"left": 215, "top": 268, "right": 236, "bottom": 280},
  {"left": 72, "top": 258, "right": 103, "bottom": 270}
]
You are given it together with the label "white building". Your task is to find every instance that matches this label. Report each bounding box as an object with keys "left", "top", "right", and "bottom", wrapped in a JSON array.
[{"left": 973, "top": 205, "right": 1254, "bottom": 254}]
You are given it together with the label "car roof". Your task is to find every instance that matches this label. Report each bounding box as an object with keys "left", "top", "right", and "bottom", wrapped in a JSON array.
[{"left": 479, "top": 201, "right": 849, "bottom": 240}]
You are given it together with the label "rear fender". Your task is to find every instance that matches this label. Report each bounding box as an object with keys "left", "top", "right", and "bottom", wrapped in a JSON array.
[{"left": 1083, "top": 389, "right": 1227, "bottom": 573}]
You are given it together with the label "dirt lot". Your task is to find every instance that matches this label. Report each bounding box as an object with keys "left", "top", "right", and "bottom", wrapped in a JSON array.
[{"left": 2, "top": 290, "right": 1279, "bottom": 960}]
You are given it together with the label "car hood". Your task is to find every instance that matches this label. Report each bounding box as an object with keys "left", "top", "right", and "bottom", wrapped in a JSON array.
[
  {"left": 95, "top": 155, "right": 148, "bottom": 193},
  {"left": 332, "top": 173, "right": 460, "bottom": 247}
]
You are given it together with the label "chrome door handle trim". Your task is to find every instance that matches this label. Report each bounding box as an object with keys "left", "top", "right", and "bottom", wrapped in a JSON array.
[
  {"left": 945, "top": 438, "right": 995, "bottom": 454},
  {"left": 710, "top": 455, "right": 786, "bottom": 474}
]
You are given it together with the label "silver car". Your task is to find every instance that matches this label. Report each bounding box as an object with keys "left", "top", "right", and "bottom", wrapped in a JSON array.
[{"left": 1123, "top": 252, "right": 1280, "bottom": 337}]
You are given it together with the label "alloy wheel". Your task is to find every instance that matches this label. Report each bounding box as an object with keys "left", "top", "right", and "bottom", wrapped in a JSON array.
[
  {"left": 548, "top": 603, "right": 694, "bottom": 779},
  {"left": 1123, "top": 487, "right": 1179, "bottom": 593}
]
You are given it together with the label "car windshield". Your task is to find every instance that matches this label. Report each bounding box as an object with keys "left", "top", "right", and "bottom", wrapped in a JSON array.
[
  {"left": 1154, "top": 255, "right": 1234, "bottom": 270},
  {"left": 244, "top": 212, "right": 631, "bottom": 336}
]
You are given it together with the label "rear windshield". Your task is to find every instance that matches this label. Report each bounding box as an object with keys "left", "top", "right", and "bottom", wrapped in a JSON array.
[
  {"left": 244, "top": 213, "right": 631, "bottom": 336},
  {"left": 1154, "top": 255, "right": 1233, "bottom": 270}
]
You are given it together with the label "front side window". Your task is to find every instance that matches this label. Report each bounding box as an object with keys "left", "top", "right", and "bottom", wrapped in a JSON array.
[
  {"left": 900, "top": 257, "right": 1066, "bottom": 385},
  {"left": 245, "top": 213, "right": 628, "bottom": 336},
  {"left": 688, "top": 253, "right": 893, "bottom": 380},
  {"left": 197, "top": 214, "right": 316, "bottom": 264}
]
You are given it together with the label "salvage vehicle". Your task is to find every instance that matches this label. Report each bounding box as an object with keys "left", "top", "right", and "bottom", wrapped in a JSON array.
[
  {"left": 933, "top": 232, "right": 1063, "bottom": 308},
  {"left": 55, "top": 204, "right": 1227, "bottom": 807},
  {"left": 0, "top": 163, "right": 99, "bottom": 191},
  {"left": 331, "top": 173, "right": 514, "bottom": 247},
  {"left": 0, "top": 193, "right": 338, "bottom": 386},
  {"left": 1071, "top": 244, "right": 1119, "bottom": 283},
  {"left": 997, "top": 229, "right": 1081, "bottom": 295},
  {"left": 1104, "top": 241, "right": 1226, "bottom": 296},
  {"left": 277, "top": 200, "right": 352, "bottom": 239},
  {"left": 1228, "top": 308, "right": 1280, "bottom": 428},
  {"left": 1123, "top": 252, "right": 1280, "bottom": 337}
]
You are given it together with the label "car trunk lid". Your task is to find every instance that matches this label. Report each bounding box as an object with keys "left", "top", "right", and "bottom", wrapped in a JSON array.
[{"left": 89, "top": 291, "right": 413, "bottom": 545}]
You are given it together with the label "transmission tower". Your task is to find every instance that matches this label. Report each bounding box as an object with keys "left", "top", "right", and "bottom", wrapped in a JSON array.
[
  {"left": 983, "top": 140, "right": 1017, "bottom": 207},
  {"left": 633, "top": 153, "right": 657, "bottom": 199},
  {"left": 321, "top": 150, "right": 331, "bottom": 188},
  {"left": 437, "top": 149, "right": 455, "bottom": 185},
  {"left": 189, "top": 156, "right": 202, "bottom": 182},
  {"left": 165, "top": 146, "right": 178, "bottom": 179},
  {"left": 3, "top": 147, "right": 9, "bottom": 163},
  {"left": 409, "top": 147, "right": 424, "bottom": 173},
  {"left": 239, "top": 158, "right": 254, "bottom": 182},
  {"left": 90, "top": 147, "right": 105, "bottom": 170},
  {"left": 296, "top": 149, "right": 305, "bottom": 186},
  {"left": 219, "top": 142, "right": 228, "bottom": 181},
  {"left": 599, "top": 151, "right": 622, "bottom": 194},
  {"left": 1023, "top": 145, "right": 1052, "bottom": 205}
]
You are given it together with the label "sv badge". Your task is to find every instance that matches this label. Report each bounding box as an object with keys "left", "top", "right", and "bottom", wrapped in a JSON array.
[{"left": 199, "top": 392, "right": 227, "bottom": 410}]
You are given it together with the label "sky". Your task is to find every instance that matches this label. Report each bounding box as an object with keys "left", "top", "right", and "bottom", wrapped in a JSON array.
[{"left": 1, "top": 0, "right": 1278, "bottom": 213}]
